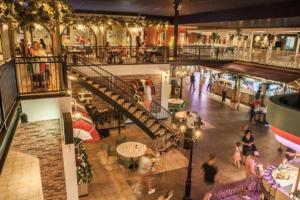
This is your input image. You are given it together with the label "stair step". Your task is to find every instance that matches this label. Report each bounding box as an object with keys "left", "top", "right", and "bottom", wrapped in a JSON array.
[
  {"left": 145, "top": 119, "right": 156, "bottom": 128},
  {"left": 111, "top": 95, "right": 120, "bottom": 100},
  {"left": 122, "top": 102, "right": 132, "bottom": 109},
  {"left": 92, "top": 83, "right": 100, "bottom": 88},
  {"left": 128, "top": 106, "right": 138, "bottom": 113},
  {"left": 150, "top": 125, "right": 160, "bottom": 133},
  {"left": 134, "top": 110, "right": 144, "bottom": 118},
  {"left": 99, "top": 87, "right": 107, "bottom": 93},
  {"left": 140, "top": 115, "right": 149, "bottom": 123},
  {"left": 117, "top": 99, "right": 126, "bottom": 105},
  {"left": 104, "top": 91, "right": 114, "bottom": 96},
  {"left": 155, "top": 127, "right": 166, "bottom": 136}
]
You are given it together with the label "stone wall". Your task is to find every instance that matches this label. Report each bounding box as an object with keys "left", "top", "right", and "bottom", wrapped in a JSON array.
[{"left": 11, "top": 119, "right": 67, "bottom": 200}]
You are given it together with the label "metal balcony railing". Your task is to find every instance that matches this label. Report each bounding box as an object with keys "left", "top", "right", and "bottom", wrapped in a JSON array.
[{"left": 15, "top": 56, "right": 66, "bottom": 95}]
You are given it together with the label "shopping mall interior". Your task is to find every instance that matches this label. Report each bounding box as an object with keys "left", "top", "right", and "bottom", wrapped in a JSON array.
[{"left": 0, "top": 0, "right": 300, "bottom": 200}]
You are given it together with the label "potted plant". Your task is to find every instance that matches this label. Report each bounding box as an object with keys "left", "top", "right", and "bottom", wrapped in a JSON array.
[{"left": 75, "top": 138, "right": 93, "bottom": 197}]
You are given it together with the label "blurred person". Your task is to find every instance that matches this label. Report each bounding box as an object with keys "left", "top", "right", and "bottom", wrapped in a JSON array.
[
  {"left": 190, "top": 73, "right": 195, "bottom": 91},
  {"left": 221, "top": 83, "right": 227, "bottom": 102},
  {"left": 143, "top": 81, "right": 152, "bottom": 111},
  {"left": 201, "top": 153, "right": 219, "bottom": 200},
  {"left": 245, "top": 151, "right": 260, "bottom": 178},
  {"left": 138, "top": 149, "right": 156, "bottom": 195}
]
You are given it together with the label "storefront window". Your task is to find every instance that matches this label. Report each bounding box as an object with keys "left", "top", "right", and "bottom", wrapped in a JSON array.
[{"left": 285, "top": 36, "right": 296, "bottom": 50}]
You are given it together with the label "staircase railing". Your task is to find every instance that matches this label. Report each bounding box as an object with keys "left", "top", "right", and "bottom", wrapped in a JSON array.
[{"left": 68, "top": 61, "right": 183, "bottom": 135}]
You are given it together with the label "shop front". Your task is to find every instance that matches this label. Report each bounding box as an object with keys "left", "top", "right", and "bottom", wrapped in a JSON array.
[{"left": 205, "top": 62, "right": 300, "bottom": 123}]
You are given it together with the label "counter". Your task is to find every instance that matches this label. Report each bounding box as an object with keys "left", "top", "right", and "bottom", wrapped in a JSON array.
[{"left": 262, "top": 164, "right": 300, "bottom": 200}]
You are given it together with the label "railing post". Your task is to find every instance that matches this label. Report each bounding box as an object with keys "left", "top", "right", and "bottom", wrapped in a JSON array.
[{"left": 62, "top": 55, "right": 68, "bottom": 89}]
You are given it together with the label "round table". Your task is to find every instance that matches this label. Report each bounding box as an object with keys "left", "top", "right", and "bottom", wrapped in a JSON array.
[
  {"left": 175, "top": 111, "right": 198, "bottom": 129},
  {"left": 116, "top": 142, "right": 147, "bottom": 158},
  {"left": 116, "top": 142, "right": 147, "bottom": 170},
  {"left": 168, "top": 98, "right": 184, "bottom": 105}
]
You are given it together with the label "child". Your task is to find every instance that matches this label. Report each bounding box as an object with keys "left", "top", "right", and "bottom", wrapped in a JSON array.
[{"left": 233, "top": 142, "right": 242, "bottom": 168}]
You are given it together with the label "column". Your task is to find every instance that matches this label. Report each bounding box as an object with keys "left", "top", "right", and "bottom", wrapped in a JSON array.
[
  {"left": 248, "top": 33, "right": 254, "bottom": 61},
  {"left": 0, "top": 24, "right": 11, "bottom": 60},
  {"left": 53, "top": 19, "right": 62, "bottom": 56},
  {"left": 233, "top": 76, "right": 241, "bottom": 104},
  {"left": 173, "top": 0, "right": 180, "bottom": 57},
  {"left": 7, "top": 22, "right": 15, "bottom": 57},
  {"left": 294, "top": 36, "right": 300, "bottom": 67}
]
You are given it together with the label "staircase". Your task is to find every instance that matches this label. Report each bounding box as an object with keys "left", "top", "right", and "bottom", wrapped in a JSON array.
[{"left": 67, "top": 64, "right": 183, "bottom": 150}]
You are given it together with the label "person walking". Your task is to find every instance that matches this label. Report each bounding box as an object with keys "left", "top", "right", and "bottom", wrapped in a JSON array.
[
  {"left": 242, "top": 130, "right": 256, "bottom": 163},
  {"left": 201, "top": 153, "right": 219, "bottom": 200},
  {"left": 233, "top": 142, "right": 242, "bottom": 168},
  {"left": 190, "top": 73, "right": 195, "bottom": 91},
  {"left": 138, "top": 150, "right": 156, "bottom": 195},
  {"left": 144, "top": 81, "right": 152, "bottom": 111},
  {"left": 221, "top": 83, "right": 227, "bottom": 102},
  {"left": 249, "top": 104, "right": 256, "bottom": 122},
  {"left": 245, "top": 151, "right": 260, "bottom": 178},
  {"left": 206, "top": 76, "right": 213, "bottom": 92},
  {"left": 255, "top": 87, "right": 262, "bottom": 100}
]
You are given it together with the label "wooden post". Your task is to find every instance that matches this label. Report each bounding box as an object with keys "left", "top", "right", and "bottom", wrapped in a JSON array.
[
  {"left": 294, "top": 35, "right": 300, "bottom": 67},
  {"left": 248, "top": 33, "right": 254, "bottom": 61},
  {"left": 0, "top": 24, "right": 11, "bottom": 60}
]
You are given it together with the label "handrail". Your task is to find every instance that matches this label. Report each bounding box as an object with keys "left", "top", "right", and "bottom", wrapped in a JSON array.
[{"left": 69, "top": 59, "right": 182, "bottom": 134}]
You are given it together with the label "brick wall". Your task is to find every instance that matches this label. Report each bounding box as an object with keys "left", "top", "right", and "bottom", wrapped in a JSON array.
[{"left": 12, "top": 119, "right": 67, "bottom": 200}]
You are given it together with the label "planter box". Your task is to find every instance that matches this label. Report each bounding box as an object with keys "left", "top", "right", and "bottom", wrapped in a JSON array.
[{"left": 78, "top": 183, "right": 88, "bottom": 197}]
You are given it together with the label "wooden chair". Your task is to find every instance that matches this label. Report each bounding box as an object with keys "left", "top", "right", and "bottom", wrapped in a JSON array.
[{"left": 116, "top": 134, "right": 127, "bottom": 145}]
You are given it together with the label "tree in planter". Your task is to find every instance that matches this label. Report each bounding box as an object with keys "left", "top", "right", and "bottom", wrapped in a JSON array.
[{"left": 75, "top": 138, "right": 93, "bottom": 185}]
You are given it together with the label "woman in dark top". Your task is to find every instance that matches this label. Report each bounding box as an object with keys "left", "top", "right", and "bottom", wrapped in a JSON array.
[{"left": 242, "top": 130, "right": 256, "bottom": 162}]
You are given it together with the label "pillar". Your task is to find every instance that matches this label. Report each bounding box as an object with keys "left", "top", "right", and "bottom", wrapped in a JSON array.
[
  {"left": 173, "top": 0, "right": 180, "bottom": 57},
  {"left": 53, "top": 19, "right": 62, "bottom": 56},
  {"left": 294, "top": 35, "right": 300, "bottom": 67},
  {"left": 233, "top": 76, "right": 241, "bottom": 102},
  {"left": 1, "top": 24, "right": 11, "bottom": 60},
  {"left": 247, "top": 33, "right": 254, "bottom": 61}
]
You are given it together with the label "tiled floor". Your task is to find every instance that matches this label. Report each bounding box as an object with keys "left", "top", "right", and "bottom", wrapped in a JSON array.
[
  {"left": 0, "top": 151, "right": 43, "bottom": 200},
  {"left": 1, "top": 119, "right": 67, "bottom": 200},
  {"left": 80, "top": 72, "right": 284, "bottom": 200}
]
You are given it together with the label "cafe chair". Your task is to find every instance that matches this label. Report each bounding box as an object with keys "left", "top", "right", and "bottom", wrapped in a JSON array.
[
  {"left": 116, "top": 134, "right": 127, "bottom": 145},
  {"left": 117, "top": 157, "right": 133, "bottom": 170},
  {"left": 180, "top": 101, "right": 186, "bottom": 110},
  {"left": 105, "top": 144, "right": 118, "bottom": 164}
]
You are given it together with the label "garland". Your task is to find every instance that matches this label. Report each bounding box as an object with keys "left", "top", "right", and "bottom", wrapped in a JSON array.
[
  {"left": 0, "top": 0, "right": 73, "bottom": 29},
  {"left": 75, "top": 137, "right": 93, "bottom": 184},
  {"left": 75, "top": 15, "right": 169, "bottom": 30}
]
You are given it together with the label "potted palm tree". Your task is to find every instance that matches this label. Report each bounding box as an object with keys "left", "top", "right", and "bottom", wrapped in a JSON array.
[{"left": 75, "top": 138, "right": 93, "bottom": 197}]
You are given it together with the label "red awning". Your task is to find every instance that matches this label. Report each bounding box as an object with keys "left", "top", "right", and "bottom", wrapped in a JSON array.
[{"left": 207, "top": 62, "right": 300, "bottom": 83}]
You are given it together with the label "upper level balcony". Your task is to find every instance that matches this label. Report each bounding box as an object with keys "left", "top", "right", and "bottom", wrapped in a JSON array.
[{"left": 63, "top": 44, "right": 300, "bottom": 70}]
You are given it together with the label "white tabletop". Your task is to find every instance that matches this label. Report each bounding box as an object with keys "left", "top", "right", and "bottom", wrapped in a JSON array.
[
  {"left": 116, "top": 142, "right": 147, "bottom": 158},
  {"left": 175, "top": 111, "right": 197, "bottom": 119},
  {"left": 175, "top": 111, "right": 198, "bottom": 129},
  {"left": 168, "top": 98, "right": 184, "bottom": 105}
]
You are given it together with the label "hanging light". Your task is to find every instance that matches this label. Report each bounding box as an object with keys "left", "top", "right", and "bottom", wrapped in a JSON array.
[
  {"left": 194, "top": 128, "right": 202, "bottom": 139},
  {"left": 179, "top": 124, "right": 187, "bottom": 133}
]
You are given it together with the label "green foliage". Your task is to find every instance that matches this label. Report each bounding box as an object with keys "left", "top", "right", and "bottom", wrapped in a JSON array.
[
  {"left": 0, "top": 0, "right": 73, "bottom": 28},
  {"left": 75, "top": 138, "right": 93, "bottom": 184}
]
